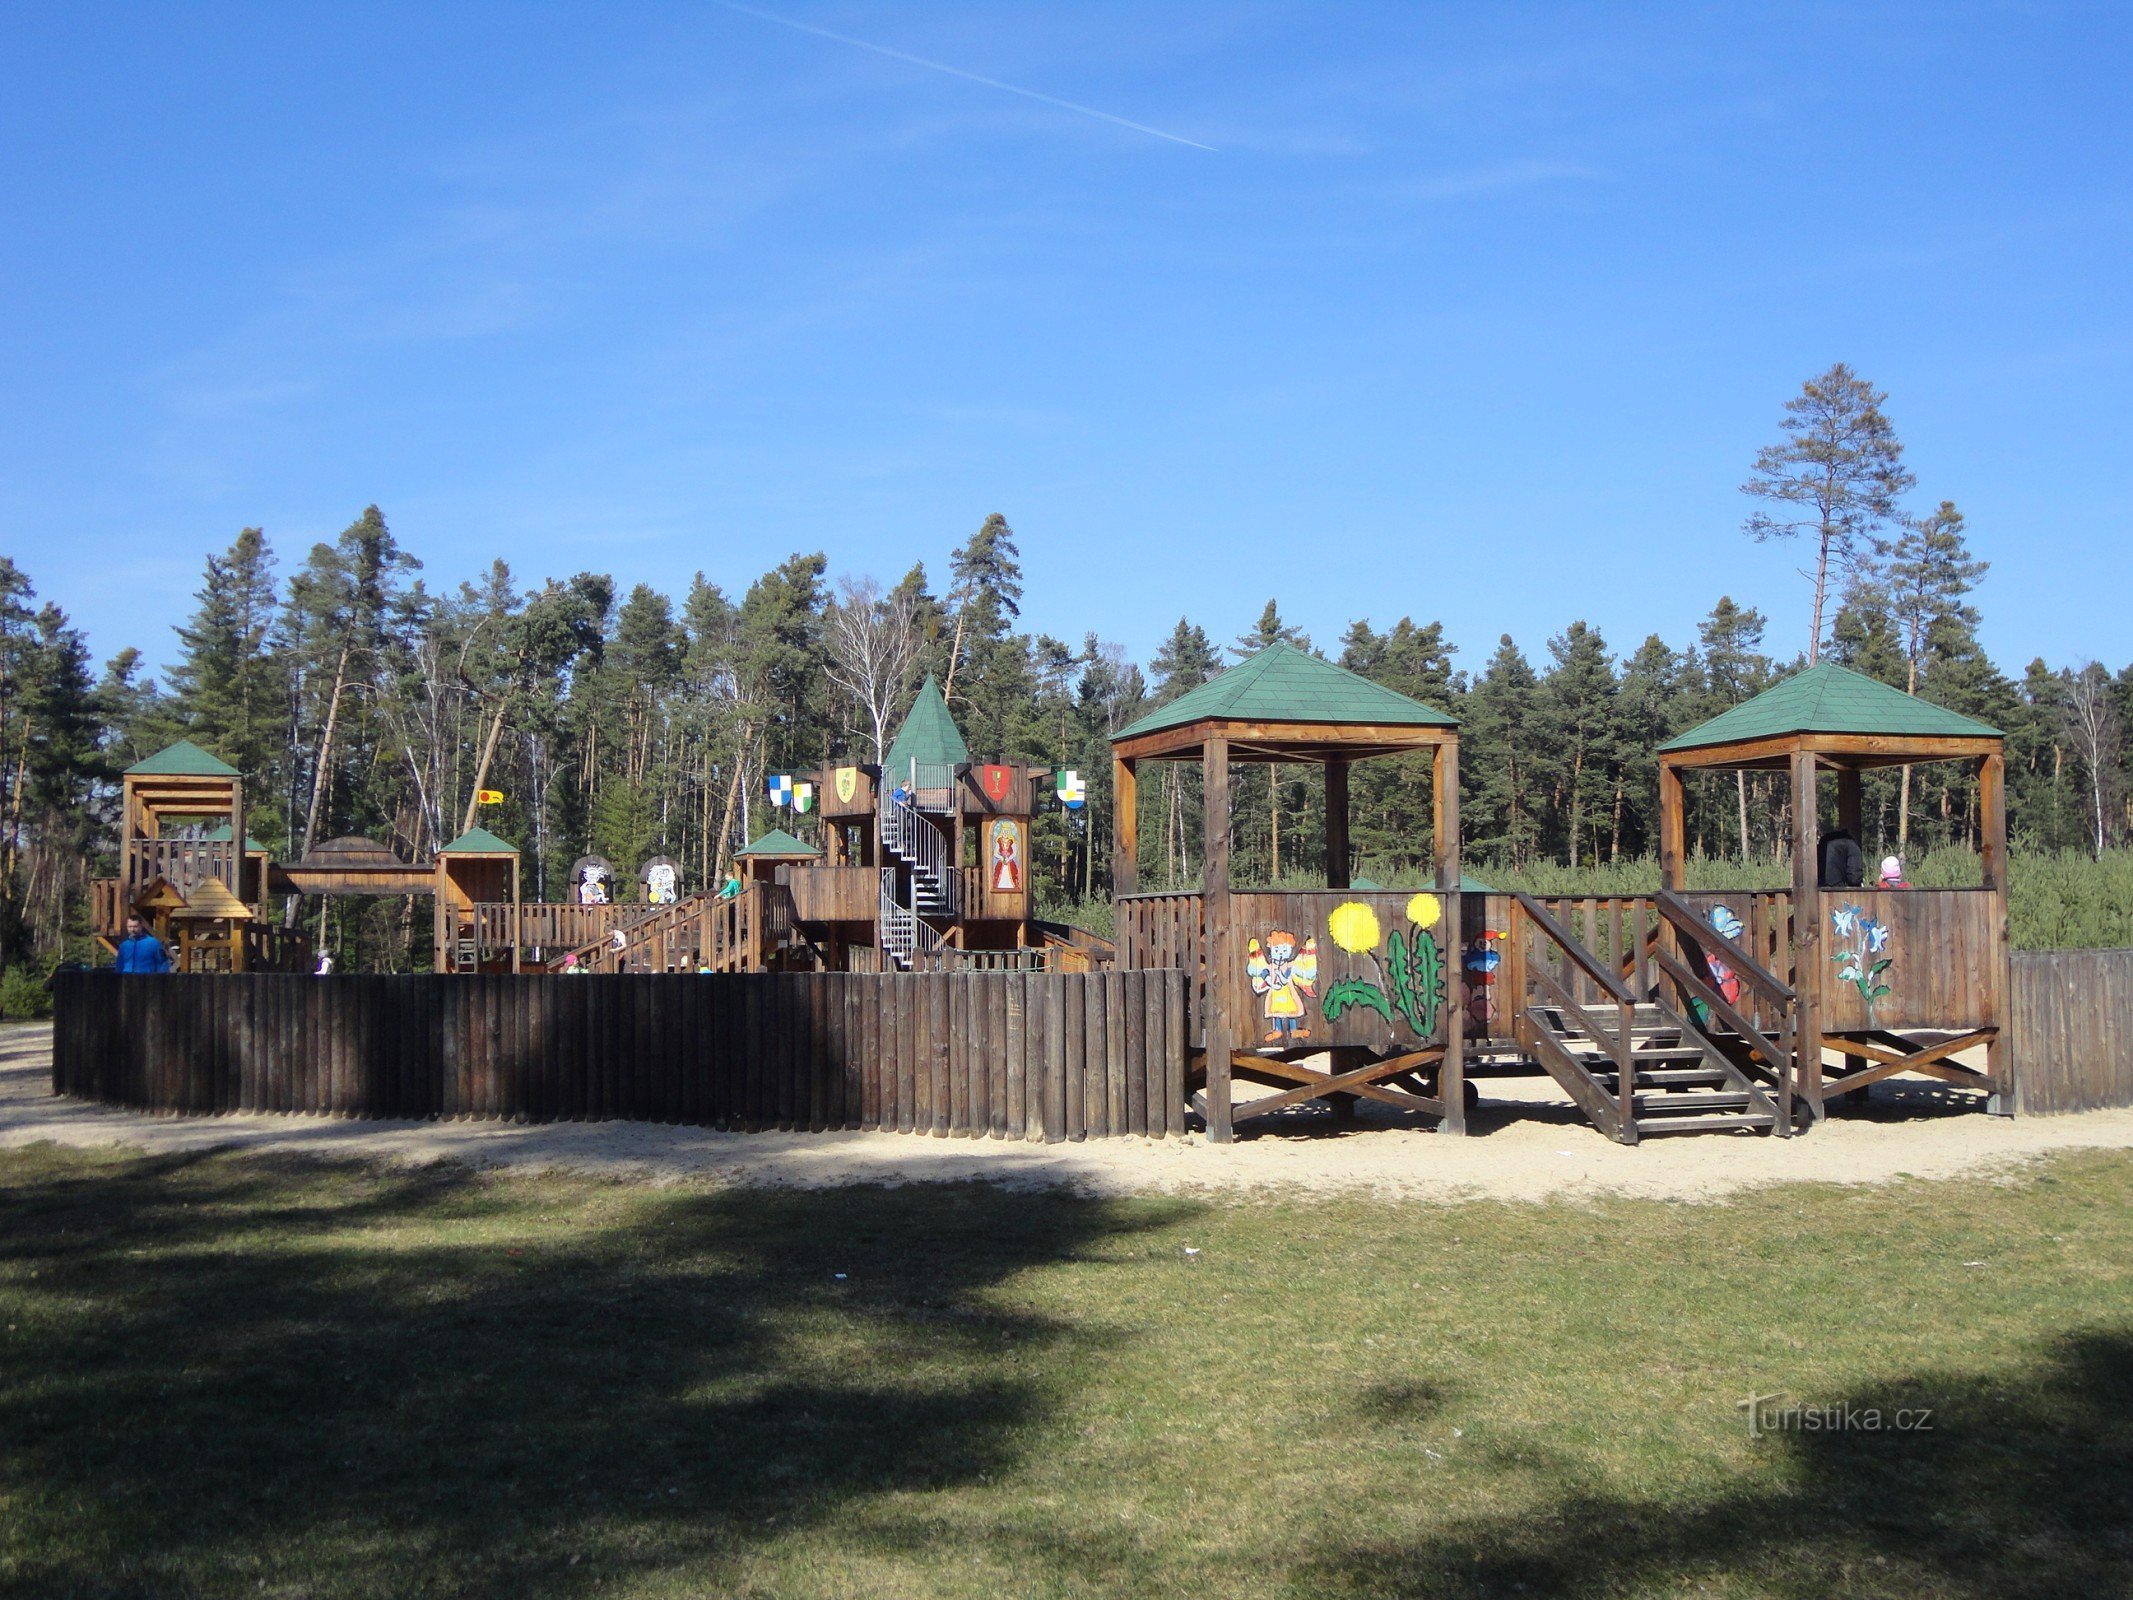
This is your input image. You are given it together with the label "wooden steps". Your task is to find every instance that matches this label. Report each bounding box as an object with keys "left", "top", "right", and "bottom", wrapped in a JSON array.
[{"left": 1525, "top": 1000, "right": 1780, "bottom": 1143}]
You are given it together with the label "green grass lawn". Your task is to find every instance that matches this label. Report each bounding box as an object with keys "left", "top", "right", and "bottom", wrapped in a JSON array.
[{"left": 2, "top": 1145, "right": 2129, "bottom": 1598}]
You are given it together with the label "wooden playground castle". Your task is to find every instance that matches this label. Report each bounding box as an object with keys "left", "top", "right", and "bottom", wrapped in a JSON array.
[{"left": 82, "top": 650, "right": 2018, "bottom": 1147}]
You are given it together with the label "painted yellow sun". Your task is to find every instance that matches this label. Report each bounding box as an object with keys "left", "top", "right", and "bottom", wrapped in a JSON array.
[
  {"left": 1327, "top": 901, "right": 1382, "bottom": 954},
  {"left": 1406, "top": 892, "right": 1442, "bottom": 929}
]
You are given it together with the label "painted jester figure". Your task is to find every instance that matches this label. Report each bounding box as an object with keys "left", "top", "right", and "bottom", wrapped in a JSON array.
[{"left": 1247, "top": 928, "right": 1318, "bottom": 1046}]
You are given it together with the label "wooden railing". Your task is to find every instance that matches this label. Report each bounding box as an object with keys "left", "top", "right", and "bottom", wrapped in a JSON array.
[
  {"left": 473, "top": 901, "right": 634, "bottom": 957},
  {"left": 562, "top": 884, "right": 797, "bottom": 974},
  {"left": 126, "top": 838, "right": 238, "bottom": 900},
  {"left": 1654, "top": 889, "right": 1796, "bottom": 1128},
  {"left": 1510, "top": 893, "right": 1640, "bottom": 1140},
  {"left": 910, "top": 948, "right": 1050, "bottom": 972},
  {"left": 90, "top": 878, "right": 123, "bottom": 939}
]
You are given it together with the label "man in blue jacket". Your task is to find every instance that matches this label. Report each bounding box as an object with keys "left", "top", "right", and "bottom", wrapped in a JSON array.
[{"left": 113, "top": 915, "right": 171, "bottom": 973}]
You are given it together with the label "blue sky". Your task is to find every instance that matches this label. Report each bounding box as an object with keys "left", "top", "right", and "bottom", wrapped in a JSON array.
[{"left": 3, "top": 3, "right": 2126, "bottom": 682}]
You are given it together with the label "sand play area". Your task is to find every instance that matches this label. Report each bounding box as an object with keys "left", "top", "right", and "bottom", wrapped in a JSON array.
[{"left": 6, "top": 1020, "right": 2131, "bottom": 1202}]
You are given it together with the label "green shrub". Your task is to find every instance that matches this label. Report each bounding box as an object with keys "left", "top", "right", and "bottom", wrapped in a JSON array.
[{"left": 0, "top": 964, "right": 51, "bottom": 1020}]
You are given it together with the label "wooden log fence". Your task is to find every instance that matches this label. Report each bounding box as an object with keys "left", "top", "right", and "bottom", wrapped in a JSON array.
[
  {"left": 49, "top": 969, "right": 1188, "bottom": 1140},
  {"left": 2009, "top": 949, "right": 2133, "bottom": 1114}
]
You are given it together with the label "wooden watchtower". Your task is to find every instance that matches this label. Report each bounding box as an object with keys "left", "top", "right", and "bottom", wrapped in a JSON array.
[
  {"left": 1109, "top": 642, "right": 1465, "bottom": 1142},
  {"left": 433, "top": 827, "right": 522, "bottom": 973},
  {"left": 94, "top": 739, "right": 260, "bottom": 966},
  {"left": 1655, "top": 662, "right": 2010, "bottom": 1118}
]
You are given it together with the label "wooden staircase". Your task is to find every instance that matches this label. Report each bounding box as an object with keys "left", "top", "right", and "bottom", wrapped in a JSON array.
[
  {"left": 1523, "top": 997, "right": 1779, "bottom": 1142},
  {"left": 1510, "top": 892, "right": 1799, "bottom": 1145}
]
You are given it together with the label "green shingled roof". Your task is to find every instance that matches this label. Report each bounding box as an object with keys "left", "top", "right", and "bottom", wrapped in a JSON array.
[
  {"left": 1114, "top": 641, "right": 1458, "bottom": 742},
  {"left": 884, "top": 675, "right": 971, "bottom": 770},
  {"left": 440, "top": 826, "right": 519, "bottom": 855},
  {"left": 126, "top": 739, "right": 241, "bottom": 778},
  {"left": 1659, "top": 661, "right": 2002, "bottom": 753},
  {"left": 199, "top": 823, "right": 269, "bottom": 851},
  {"left": 737, "top": 827, "right": 820, "bottom": 858}
]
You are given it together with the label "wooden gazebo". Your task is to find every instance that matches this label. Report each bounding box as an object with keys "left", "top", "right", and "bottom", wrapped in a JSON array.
[
  {"left": 1656, "top": 662, "right": 2009, "bottom": 1118},
  {"left": 1111, "top": 642, "right": 1466, "bottom": 1142},
  {"left": 433, "top": 827, "right": 522, "bottom": 973}
]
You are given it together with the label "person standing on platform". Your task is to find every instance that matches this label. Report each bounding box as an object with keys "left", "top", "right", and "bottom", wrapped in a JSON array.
[{"left": 113, "top": 914, "right": 171, "bottom": 973}]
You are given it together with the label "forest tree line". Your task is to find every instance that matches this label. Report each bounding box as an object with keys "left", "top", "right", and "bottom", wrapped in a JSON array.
[{"left": 1, "top": 365, "right": 2126, "bottom": 973}]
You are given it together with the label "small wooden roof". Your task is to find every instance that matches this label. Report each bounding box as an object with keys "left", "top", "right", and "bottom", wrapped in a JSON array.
[
  {"left": 298, "top": 835, "right": 409, "bottom": 869},
  {"left": 127, "top": 739, "right": 241, "bottom": 778},
  {"left": 1660, "top": 662, "right": 2002, "bottom": 771},
  {"left": 171, "top": 877, "right": 253, "bottom": 921},
  {"left": 884, "top": 676, "right": 971, "bottom": 770},
  {"left": 1111, "top": 642, "right": 1458, "bottom": 763},
  {"left": 737, "top": 827, "right": 820, "bottom": 860},
  {"left": 439, "top": 826, "right": 519, "bottom": 857}
]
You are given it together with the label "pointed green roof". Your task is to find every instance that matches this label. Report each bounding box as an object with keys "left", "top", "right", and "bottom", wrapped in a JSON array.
[
  {"left": 1659, "top": 661, "right": 2002, "bottom": 753},
  {"left": 1115, "top": 641, "right": 1458, "bottom": 742},
  {"left": 126, "top": 739, "right": 240, "bottom": 778},
  {"left": 884, "top": 675, "right": 971, "bottom": 770},
  {"left": 199, "top": 823, "right": 269, "bottom": 851},
  {"left": 737, "top": 827, "right": 820, "bottom": 858},
  {"left": 440, "top": 826, "right": 519, "bottom": 855}
]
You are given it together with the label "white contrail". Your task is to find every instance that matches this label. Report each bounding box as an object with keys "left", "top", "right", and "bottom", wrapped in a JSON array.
[{"left": 722, "top": 2, "right": 1217, "bottom": 152}]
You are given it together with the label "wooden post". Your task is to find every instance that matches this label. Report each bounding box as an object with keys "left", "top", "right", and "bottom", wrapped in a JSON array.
[
  {"left": 510, "top": 854, "right": 522, "bottom": 974},
  {"left": 1980, "top": 750, "right": 2012, "bottom": 1114},
  {"left": 1433, "top": 737, "right": 1466, "bottom": 1135},
  {"left": 1657, "top": 759, "right": 1686, "bottom": 892},
  {"left": 229, "top": 776, "right": 247, "bottom": 904},
  {"left": 1112, "top": 756, "right": 1138, "bottom": 900},
  {"left": 1202, "top": 735, "right": 1232, "bottom": 1144},
  {"left": 1836, "top": 764, "right": 1863, "bottom": 843},
  {"left": 1834, "top": 762, "right": 1864, "bottom": 1083},
  {"left": 1790, "top": 749, "right": 1822, "bottom": 1122},
  {"left": 1324, "top": 759, "right": 1350, "bottom": 889}
]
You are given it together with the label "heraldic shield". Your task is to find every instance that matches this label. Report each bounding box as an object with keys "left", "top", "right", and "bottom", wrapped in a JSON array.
[
  {"left": 979, "top": 764, "right": 1012, "bottom": 803},
  {"left": 834, "top": 765, "right": 859, "bottom": 805}
]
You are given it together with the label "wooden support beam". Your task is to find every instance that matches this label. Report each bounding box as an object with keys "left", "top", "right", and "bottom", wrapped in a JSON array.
[
  {"left": 1202, "top": 735, "right": 1233, "bottom": 1143},
  {"left": 1433, "top": 738, "right": 1466, "bottom": 1136},
  {"left": 1979, "top": 751, "right": 2012, "bottom": 1113},
  {"left": 1791, "top": 749, "right": 1823, "bottom": 1120},
  {"left": 1324, "top": 759, "right": 1350, "bottom": 889},
  {"left": 1112, "top": 756, "right": 1137, "bottom": 898}
]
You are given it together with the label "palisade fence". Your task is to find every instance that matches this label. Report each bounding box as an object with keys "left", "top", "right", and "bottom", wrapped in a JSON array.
[
  {"left": 49, "top": 970, "right": 1187, "bottom": 1140},
  {"left": 2009, "top": 950, "right": 2133, "bottom": 1114}
]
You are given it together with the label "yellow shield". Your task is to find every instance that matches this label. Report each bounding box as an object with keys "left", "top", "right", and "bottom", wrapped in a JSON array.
[{"left": 834, "top": 766, "right": 859, "bottom": 805}]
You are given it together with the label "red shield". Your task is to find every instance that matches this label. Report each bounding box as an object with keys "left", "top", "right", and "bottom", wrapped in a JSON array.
[{"left": 979, "top": 765, "right": 1012, "bottom": 802}]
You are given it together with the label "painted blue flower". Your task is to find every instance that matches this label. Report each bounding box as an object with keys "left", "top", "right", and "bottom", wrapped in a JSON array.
[
  {"left": 1709, "top": 906, "right": 1743, "bottom": 941},
  {"left": 1831, "top": 905, "right": 1859, "bottom": 939},
  {"left": 1864, "top": 919, "right": 1889, "bottom": 954}
]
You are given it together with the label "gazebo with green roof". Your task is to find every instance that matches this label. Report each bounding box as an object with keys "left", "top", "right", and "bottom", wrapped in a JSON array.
[
  {"left": 1655, "top": 660, "right": 2010, "bottom": 1118},
  {"left": 1110, "top": 641, "right": 1467, "bottom": 1142}
]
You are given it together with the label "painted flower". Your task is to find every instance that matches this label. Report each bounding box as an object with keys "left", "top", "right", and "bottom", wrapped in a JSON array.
[
  {"left": 1406, "top": 892, "right": 1443, "bottom": 929},
  {"left": 1831, "top": 905, "right": 1859, "bottom": 939},
  {"left": 1327, "top": 901, "right": 1382, "bottom": 954},
  {"left": 1709, "top": 905, "right": 1743, "bottom": 941},
  {"left": 1864, "top": 918, "right": 1889, "bottom": 954}
]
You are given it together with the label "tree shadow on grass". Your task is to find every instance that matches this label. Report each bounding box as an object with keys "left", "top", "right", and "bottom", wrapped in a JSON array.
[
  {"left": 1298, "top": 1328, "right": 2133, "bottom": 1600},
  {"left": 0, "top": 1146, "right": 1197, "bottom": 1598}
]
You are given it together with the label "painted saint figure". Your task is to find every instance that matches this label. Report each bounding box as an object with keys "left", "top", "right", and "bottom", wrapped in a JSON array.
[
  {"left": 1246, "top": 929, "right": 1318, "bottom": 1045},
  {"left": 645, "top": 862, "right": 678, "bottom": 905},
  {"left": 989, "top": 819, "right": 1022, "bottom": 894}
]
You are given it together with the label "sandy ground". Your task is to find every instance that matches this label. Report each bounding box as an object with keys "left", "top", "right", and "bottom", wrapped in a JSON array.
[{"left": 6, "top": 1021, "right": 2132, "bottom": 1203}]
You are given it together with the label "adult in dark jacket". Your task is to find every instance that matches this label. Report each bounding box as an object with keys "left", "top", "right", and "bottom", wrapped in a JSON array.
[
  {"left": 113, "top": 915, "right": 171, "bottom": 973},
  {"left": 1818, "top": 829, "right": 1866, "bottom": 889}
]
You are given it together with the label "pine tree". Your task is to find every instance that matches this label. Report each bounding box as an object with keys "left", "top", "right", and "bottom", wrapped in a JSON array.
[
  {"left": 1539, "top": 622, "right": 1622, "bottom": 868},
  {"left": 1464, "top": 635, "right": 1544, "bottom": 868},
  {"left": 1742, "top": 364, "right": 1916, "bottom": 660}
]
